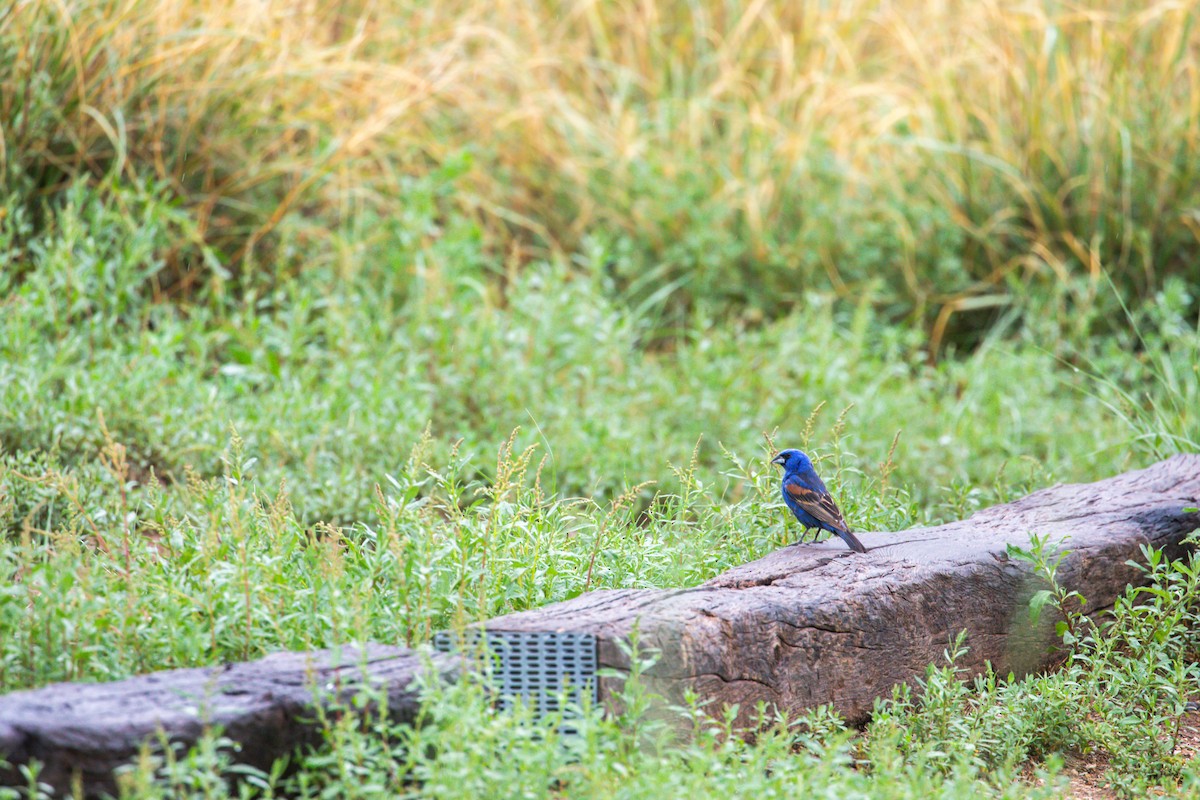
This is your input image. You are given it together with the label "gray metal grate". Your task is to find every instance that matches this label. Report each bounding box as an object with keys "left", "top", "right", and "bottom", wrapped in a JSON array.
[{"left": 433, "top": 630, "right": 597, "bottom": 726}]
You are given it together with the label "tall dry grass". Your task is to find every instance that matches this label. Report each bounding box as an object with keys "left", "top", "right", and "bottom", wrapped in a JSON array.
[{"left": 2, "top": 0, "right": 1198, "bottom": 338}]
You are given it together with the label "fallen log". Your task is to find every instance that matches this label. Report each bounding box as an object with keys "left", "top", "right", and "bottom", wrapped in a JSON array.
[
  {"left": 0, "top": 646, "right": 457, "bottom": 796},
  {"left": 484, "top": 453, "right": 1200, "bottom": 726},
  {"left": 2, "top": 456, "right": 1198, "bottom": 795}
]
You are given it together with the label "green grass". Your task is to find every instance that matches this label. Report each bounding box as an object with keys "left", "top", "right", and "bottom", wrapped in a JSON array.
[
  {"left": 21, "top": 541, "right": 1200, "bottom": 799},
  {"left": 4, "top": 1, "right": 1200, "bottom": 795},
  {"left": 2, "top": 174, "right": 1200, "bottom": 796},
  {"left": 4, "top": 1, "right": 1200, "bottom": 342}
]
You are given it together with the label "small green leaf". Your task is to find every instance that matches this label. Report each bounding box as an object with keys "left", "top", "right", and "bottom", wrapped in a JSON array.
[
  {"left": 1007, "top": 543, "right": 1035, "bottom": 563},
  {"left": 1028, "top": 589, "right": 1054, "bottom": 625}
]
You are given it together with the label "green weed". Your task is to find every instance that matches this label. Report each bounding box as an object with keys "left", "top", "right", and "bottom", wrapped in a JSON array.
[{"left": 3, "top": 3, "right": 1200, "bottom": 793}]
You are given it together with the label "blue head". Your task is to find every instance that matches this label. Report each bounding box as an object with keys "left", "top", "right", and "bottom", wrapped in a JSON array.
[{"left": 771, "top": 448, "right": 813, "bottom": 474}]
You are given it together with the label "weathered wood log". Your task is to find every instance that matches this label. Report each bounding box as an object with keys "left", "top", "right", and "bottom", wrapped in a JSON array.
[
  {"left": 2, "top": 456, "right": 1198, "bottom": 795},
  {"left": 484, "top": 454, "right": 1200, "bottom": 727},
  {"left": 0, "top": 645, "right": 456, "bottom": 796}
]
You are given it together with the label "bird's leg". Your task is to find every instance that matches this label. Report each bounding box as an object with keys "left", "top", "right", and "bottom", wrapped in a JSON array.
[{"left": 801, "top": 526, "right": 812, "bottom": 543}]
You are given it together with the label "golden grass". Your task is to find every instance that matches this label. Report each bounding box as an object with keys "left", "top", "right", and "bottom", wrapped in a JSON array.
[{"left": 2, "top": 0, "right": 1198, "bottom": 327}]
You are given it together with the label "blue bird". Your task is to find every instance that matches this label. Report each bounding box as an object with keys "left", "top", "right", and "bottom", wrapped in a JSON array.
[{"left": 771, "top": 449, "right": 867, "bottom": 553}]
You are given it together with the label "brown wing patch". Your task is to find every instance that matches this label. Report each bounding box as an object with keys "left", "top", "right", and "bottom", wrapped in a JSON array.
[{"left": 785, "top": 483, "right": 850, "bottom": 532}]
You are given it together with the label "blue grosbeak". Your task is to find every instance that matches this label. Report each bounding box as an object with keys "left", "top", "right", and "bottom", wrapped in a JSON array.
[{"left": 771, "top": 449, "right": 867, "bottom": 553}]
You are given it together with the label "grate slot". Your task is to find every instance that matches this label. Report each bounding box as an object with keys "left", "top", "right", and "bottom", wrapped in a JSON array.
[{"left": 433, "top": 630, "right": 598, "bottom": 731}]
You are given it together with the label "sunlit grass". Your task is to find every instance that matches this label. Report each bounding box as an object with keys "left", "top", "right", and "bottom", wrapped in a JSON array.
[
  {"left": 3, "top": 1, "right": 1200, "bottom": 795},
  {"left": 3, "top": 0, "right": 1198, "bottom": 335}
]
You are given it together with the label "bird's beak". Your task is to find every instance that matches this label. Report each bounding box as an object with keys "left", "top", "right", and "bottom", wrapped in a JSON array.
[{"left": 771, "top": 454, "right": 785, "bottom": 467}]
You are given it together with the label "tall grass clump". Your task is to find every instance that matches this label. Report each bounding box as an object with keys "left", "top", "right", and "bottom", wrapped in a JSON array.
[
  {"left": 0, "top": 0, "right": 465, "bottom": 295},
  {"left": 3, "top": 0, "right": 1199, "bottom": 339},
  {"left": 1069, "top": 277, "right": 1200, "bottom": 461}
]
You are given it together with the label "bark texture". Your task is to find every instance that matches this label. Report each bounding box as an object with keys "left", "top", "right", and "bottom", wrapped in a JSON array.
[
  {"left": 0, "top": 646, "right": 455, "bottom": 796},
  {"left": 2, "top": 456, "right": 1198, "bottom": 794},
  {"left": 485, "top": 454, "right": 1200, "bottom": 726}
]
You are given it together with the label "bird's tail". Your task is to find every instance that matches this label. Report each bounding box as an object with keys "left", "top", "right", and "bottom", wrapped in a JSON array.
[{"left": 838, "top": 528, "right": 868, "bottom": 553}]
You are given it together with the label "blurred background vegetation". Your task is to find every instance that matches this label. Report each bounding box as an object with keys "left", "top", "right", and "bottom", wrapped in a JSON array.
[
  {"left": 3, "top": 0, "right": 1198, "bottom": 344},
  {"left": 2, "top": 1, "right": 1200, "bottom": 795}
]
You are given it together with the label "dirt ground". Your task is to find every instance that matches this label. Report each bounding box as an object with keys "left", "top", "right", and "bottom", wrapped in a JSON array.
[{"left": 1020, "top": 708, "right": 1200, "bottom": 798}]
